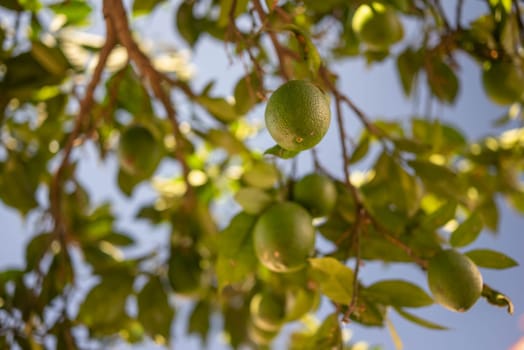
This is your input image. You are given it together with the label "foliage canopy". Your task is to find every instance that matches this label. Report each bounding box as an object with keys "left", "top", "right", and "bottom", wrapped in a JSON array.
[{"left": 0, "top": 0, "right": 522, "bottom": 349}]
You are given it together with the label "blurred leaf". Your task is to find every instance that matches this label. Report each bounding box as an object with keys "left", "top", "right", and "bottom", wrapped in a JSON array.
[
  {"left": 133, "top": 0, "right": 166, "bottom": 16},
  {"left": 216, "top": 212, "right": 258, "bottom": 289},
  {"left": 397, "top": 47, "right": 421, "bottom": 96},
  {"left": 175, "top": 2, "right": 202, "bottom": 46},
  {"left": 264, "top": 144, "right": 300, "bottom": 159},
  {"left": 50, "top": 0, "right": 91, "bottom": 25},
  {"left": 234, "top": 73, "right": 262, "bottom": 115},
  {"left": 309, "top": 257, "right": 354, "bottom": 305},
  {"left": 350, "top": 133, "right": 370, "bottom": 164},
  {"left": 137, "top": 276, "right": 174, "bottom": 341},
  {"left": 188, "top": 300, "right": 211, "bottom": 342},
  {"left": 234, "top": 187, "right": 274, "bottom": 215},
  {"left": 106, "top": 65, "right": 153, "bottom": 117},
  {"left": 204, "top": 128, "right": 250, "bottom": 155},
  {"left": 449, "top": 212, "right": 483, "bottom": 247},
  {"left": 31, "top": 41, "right": 70, "bottom": 77},
  {"left": 426, "top": 56, "right": 459, "bottom": 104},
  {"left": 364, "top": 279, "right": 433, "bottom": 308},
  {"left": 394, "top": 307, "right": 448, "bottom": 330},
  {"left": 465, "top": 249, "right": 518, "bottom": 269},
  {"left": 312, "top": 313, "right": 342, "bottom": 349},
  {"left": 77, "top": 273, "right": 134, "bottom": 333},
  {"left": 25, "top": 233, "right": 52, "bottom": 271},
  {"left": 218, "top": 0, "right": 249, "bottom": 27},
  {"left": 197, "top": 95, "right": 239, "bottom": 123}
]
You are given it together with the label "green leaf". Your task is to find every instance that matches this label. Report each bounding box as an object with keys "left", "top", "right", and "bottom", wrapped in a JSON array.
[
  {"left": 264, "top": 144, "right": 300, "bottom": 159},
  {"left": 25, "top": 233, "right": 52, "bottom": 271},
  {"left": 204, "top": 128, "right": 250, "bottom": 156},
  {"left": 233, "top": 73, "right": 262, "bottom": 115},
  {"left": 311, "top": 313, "right": 342, "bottom": 349},
  {"left": 349, "top": 133, "right": 370, "bottom": 164},
  {"left": 50, "top": 0, "right": 92, "bottom": 25},
  {"left": 394, "top": 307, "right": 448, "bottom": 330},
  {"left": 137, "top": 276, "right": 174, "bottom": 341},
  {"left": 449, "top": 212, "right": 484, "bottom": 247},
  {"left": 218, "top": 0, "right": 249, "bottom": 27},
  {"left": 216, "top": 213, "right": 258, "bottom": 289},
  {"left": 364, "top": 279, "right": 433, "bottom": 308},
  {"left": 397, "top": 47, "right": 422, "bottom": 96},
  {"left": 309, "top": 257, "right": 354, "bottom": 305},
  {"left": 234, "top": 187, "right": 274, "bottom": 215},
  {"left": 31, "top": 41, "right": 70, "bottom": 77},
  {"left": 133, "top": 0, "right": 166, "bottom": 17},
  {"left": 188, "top": 301, "right": 211, "bottom": 342},
  {"left": 175, "top": 2, "right": 201, "bottom": 46},
  {"left": 197, "top": 95, "right": 239, "bottom": 123},
  {"left": 465, "top": 249, "right": 518, "bottom": 269},
  {"left": 77, "top": 273, "right": 134, "bottom": 332},
  {"left": 426, "top": 56, "right": 459, "bottom": 104},
  {"left": 106, "top": 66, "right": 153, "bottom": 117},
  {"left": 409, "top": 159, "right": 461, "bottom": 196}
]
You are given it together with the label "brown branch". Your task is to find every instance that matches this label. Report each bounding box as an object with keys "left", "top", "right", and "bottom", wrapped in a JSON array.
[
  {"left": 372, "top": 219, "right": 428, "bottom": 269},
  {"left": 49, "top": 3, "right": 117, "bottom": 235},
  {"left": 455, "top": 0, "right": 464, "bottom": 29},
  {"left": 343, "top": 207, "right": 365, "bottom": 323},
  {"left": 106, "top": 0, "right": 194, "bottom": 203},
  {"left": 252, "top": 0, "right": 292, "bottom": 80}
]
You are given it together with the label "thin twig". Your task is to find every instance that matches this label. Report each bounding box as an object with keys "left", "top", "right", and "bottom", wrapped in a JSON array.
[
  {"left": 433, "top": 0, "right": 451, "bottom": 31},
  {"left": 252, "top": 0, "right": 291, "bottom": 80},
  {"left": 343, "top": 207, "right": 365, "bottom": 323},
  {"left": 106, "top": 0, "right": 194, "bottom": 203},
  {"left": 513, "top": 0, "right": 524, "bottom": 38},
  {"left": 455, "top": 0, "right": 464, "bottom": 29},
  {"left": 49, "top": 3, "right": 117, "bottom": 235}
]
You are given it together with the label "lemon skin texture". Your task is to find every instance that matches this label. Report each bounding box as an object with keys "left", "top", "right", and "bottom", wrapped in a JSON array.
[{"left": 265, "top": 80, "right": 331, "bottom": 152}]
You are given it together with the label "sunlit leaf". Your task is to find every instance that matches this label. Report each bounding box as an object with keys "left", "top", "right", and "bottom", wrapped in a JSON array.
[
  {"left": 394, "top": 307, "right": 448, "bottom": 330},
  {"left": 309, "top": 257, "right": 354, "bottom": 305},
  {"left": 465, "top": 249, "right": 518, "bottom": 269},
  {"left": 364, "top": 279, "right": 433, "bottom": 308}
]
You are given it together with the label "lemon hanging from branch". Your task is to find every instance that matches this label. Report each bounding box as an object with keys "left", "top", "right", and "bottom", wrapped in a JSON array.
[{"left": 264, "top": 80, "right": 331, "bottom": 152}]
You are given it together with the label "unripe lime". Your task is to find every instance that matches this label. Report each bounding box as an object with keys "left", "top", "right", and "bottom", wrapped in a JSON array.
[
  {"left": 265, "top": 80, "right": 331, "bottom": 152},
  {"left": 118, "top": 125, "right": 162, "bottom": 176},
  {"left": 293, "top": 173, "right": 337, "bottom": 217},
  {"left": 427, "top": 249, "right": 483, "bottom": 312},
  {"left": 482, "top": 61, "right": 524, "bottom": 105},
  {"left": 352, "top": 2, "right": 404, "bottom": 50},
  {"left": 250, "top": 290, "right": 286, "bottom": 331},
  {"left": 253, "top": 202, "right": 315, "bottom": 273},
  {"left": 168, "top": 247, "right": 205, "bottom": 297}
]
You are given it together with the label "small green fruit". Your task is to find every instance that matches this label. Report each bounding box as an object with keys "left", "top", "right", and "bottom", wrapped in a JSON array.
[
  {"left": 352, "top": 2, "right": 404, "bottom": 50},
  {"left": 250, "top": 291, "right": 286, "bottom": 332},
  {"left": 293, "top": 173, "right": 337, "bottom": 217},
  {"left": 118, "top": 125, "right": 162, "bottom": 176},
  {"left": 253, "top": 202, "right": 316, "bottom": 273},
  {"left": 427, "top": 249, "right": 483, "bottom": 312}
]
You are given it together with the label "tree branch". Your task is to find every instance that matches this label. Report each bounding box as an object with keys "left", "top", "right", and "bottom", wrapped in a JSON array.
[
  {"left": 106, "top": 0, "right": 194, "bottom": 203},
  {"left": 49, "top": 3, "right": 117, "bottom": 235}
]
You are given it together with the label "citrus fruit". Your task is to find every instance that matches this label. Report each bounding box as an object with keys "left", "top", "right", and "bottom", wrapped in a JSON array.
[
  {"left": 285, "top": 287, "right": 319, "bottom": 321},
  {"left": 247, "top": 321, "right": 278, "bottom": 346},
  {"left": 265, "top": 80, "right": 331, "bottom": 152},
  {"left": 118, "top": 125, "right": 162, "bottom": 176},
  {"left": 427, "top": 249, "right": 483, "bottom": 312},
  {"left": 253, "top": 202, "right": 315, "bottom": 273},
  {"left": 293, "top": 173, "right": 337, "bottom": 217},
  {"left": 168, "top": 247, "right": 205, "bottom": 297},
  {"left": 482, "top": 61, "right": 524, "bottom": 105},
  {"left": 352, "top": 2, "right": 404, "bottom": 50},
  {"left": 250, "top": 290, "right": 286, "bottom": 331}
]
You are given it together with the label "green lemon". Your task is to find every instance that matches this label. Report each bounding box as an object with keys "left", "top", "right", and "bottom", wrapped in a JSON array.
[
  {"left": 293, "top": 173, "right": 337, "bottom": 217},
  {"left": 427, "top": 249, "right": 483, "bottom": 312},
  {"left": 250, "top": 290, "right": 286, "bottom": 331},
  {"left": 352, "top": 2, "right": 404, "bottom": 50},
  {"left": 118, "top": 125, "right": 162, "bottom": 176},
  {"left": 265, "top": 80, "right": 331, "bottom": 152},
  {"left": 253, "top": 202, "right": 316, "bottom": 273}
]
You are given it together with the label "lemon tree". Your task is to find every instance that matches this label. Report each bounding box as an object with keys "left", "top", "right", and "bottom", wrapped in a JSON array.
[{"left": 0, "top": 1, "right": 522, "bottom": 349}]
